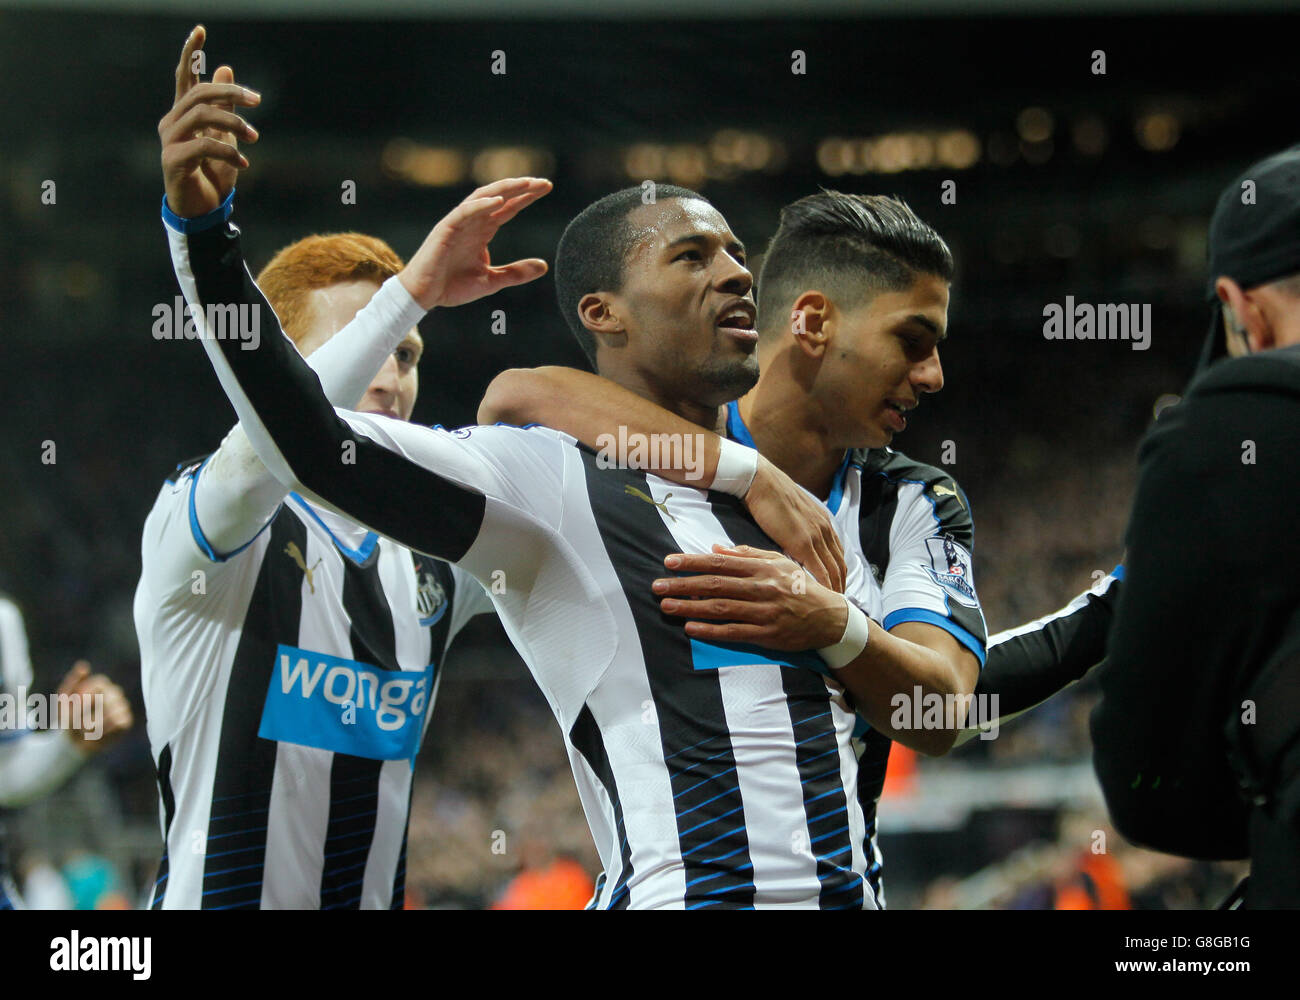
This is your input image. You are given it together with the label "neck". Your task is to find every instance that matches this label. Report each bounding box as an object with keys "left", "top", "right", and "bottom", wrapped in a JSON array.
[
  {"left": 607, "top": 365, "right": 727, "bottom": 434},
  {"left": 737, "top": 349, "right": 846, "bottom": 501}
]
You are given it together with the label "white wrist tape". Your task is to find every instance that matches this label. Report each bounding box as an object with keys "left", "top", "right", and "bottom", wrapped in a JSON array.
[
  {"left": 713, "top": 438, "right": 759, "bottom": 497},
  {"left": 818, "top": 597, "right": 870, "bottom": 670}
]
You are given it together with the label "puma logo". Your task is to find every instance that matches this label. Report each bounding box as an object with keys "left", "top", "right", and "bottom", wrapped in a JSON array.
[
  {"left": 285, "top": 541, "right": 323, "bottom": 594},
  {"left": 932, "top": 483, "right": 964, "bottom": 508},
  {"left": 624, "top": 484, "right": 676, "bottom": 522}
]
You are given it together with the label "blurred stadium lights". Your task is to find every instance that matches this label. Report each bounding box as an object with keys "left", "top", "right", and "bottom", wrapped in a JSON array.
[
  {"left": 1015, "top": 106, "right": 1054, "bottom": 143},
  {"left": 1071, "top": 115, "right": 1108, "bottom": 156},
  {"left": 382, "top": 140, "right": 553, "bottom": 186},
  {"left": 816, "top": 129, "right": 980, "bottom": 177},
  {"left": 1135, "top": 111, "right": 1181, "bottom": 151},
  {"left": 622, "top": 133, "right": 786, "bottom": 185},
  {"left": 382, "top": 138, "right": 467, "bottom": 186},
  {"left": 471, "top": 146, "right": 556, "bottom": 184}
]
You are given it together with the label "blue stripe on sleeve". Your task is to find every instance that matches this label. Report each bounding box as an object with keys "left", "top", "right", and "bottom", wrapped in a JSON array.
[
  {"left": 881, "top": 607, "right": 987, "bottom": 667},
  {"left": 187, "top": 456, "right": 277, "bottom": 563}
]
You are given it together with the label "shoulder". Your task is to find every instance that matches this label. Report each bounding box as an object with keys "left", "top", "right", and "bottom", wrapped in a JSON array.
[
  {"left": 1142, "top": 346, "right": 1300, "bottom": 467},
  {"left": 1190, "top": 343, "right": 1300, "bottom": 400},
  {"left": 852, "top": 447, "right": 972, "bottom": 527},
  {"left": 162, "top": 453, "right": 211, "bottom": 487}
]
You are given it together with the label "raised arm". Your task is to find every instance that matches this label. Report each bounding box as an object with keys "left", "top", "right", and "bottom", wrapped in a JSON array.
[
  {"left": 157, "top": 28, "right": 551, "bottom": 561},
  {"left": 481, "top": 365, "right": 846, "bottom": 592},
  {"left": 192, "top": 274, "right": 426, "bottom": 558}
]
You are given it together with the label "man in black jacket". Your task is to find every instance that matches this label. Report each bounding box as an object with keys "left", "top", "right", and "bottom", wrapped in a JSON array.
[{"left": 1091, "top": 145, "right": 1300, "bottom": 908}]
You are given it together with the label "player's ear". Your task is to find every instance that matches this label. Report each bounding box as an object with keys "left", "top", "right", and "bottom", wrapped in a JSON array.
[
  {"left": 790, "top": 290, "right": 831, "bottom": 358},
  {"left": 578, "top": 292, "right": 627, "bottom": 347},
  {"left": 1216, "top": 276, "right": 1273, "bottom": 354}
]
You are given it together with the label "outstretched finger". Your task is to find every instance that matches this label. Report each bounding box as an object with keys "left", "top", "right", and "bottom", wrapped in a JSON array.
[
  {"left": 710, "top": 544, "right": 783, "bottom": 561},
  {"left": 174, "top": 25, "right": 205, "bottom": 103},
  {"left": 488, "top": 186, "right": 553, "bottom": 227},
  {"left": 484, "top": 258, "right": 549, "bottom": 289},
  {"left": 160, "top": 104, "right": 257, "bottom": 149},
  {"left": 163, "top": 135, "right": 249, "bottom": 176},
  {"left": 682, "top": 621, "right": 769, "bottom": 644},
  {"left": 467, "top": 176, "right": 550, "bottom": 203},
  {"left": 441, "top": 195, "right": 507, "bottom": 231}
]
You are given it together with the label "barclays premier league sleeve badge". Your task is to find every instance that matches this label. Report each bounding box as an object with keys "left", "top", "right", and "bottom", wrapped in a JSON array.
[{"left": 924, "top": 535, "right": 979, "bottom": 607}]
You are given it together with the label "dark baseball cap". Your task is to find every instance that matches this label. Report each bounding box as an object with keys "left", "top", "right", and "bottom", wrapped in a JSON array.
[{"left": 1198, "top": 144, "right": 1300, "bottom": 369}]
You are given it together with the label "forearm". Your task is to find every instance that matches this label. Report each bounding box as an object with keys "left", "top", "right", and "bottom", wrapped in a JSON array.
[
  {"left": 835, "top": 621, "right": 977, "bottom": 756},
  {"left": 168, "top": 217, "right": 487, "bottom": 561},
  {"left": 0, "top": 730, "right": 85, "bottom": 807},
  {"left": 976, "top": 572, "right": 1121, "bottom": 716},
  {"left": 192, "top": 273, "right": 427, "bottom": 556},
  {"left": 480, "top": 367, "right": 726, "bottom": 488}
]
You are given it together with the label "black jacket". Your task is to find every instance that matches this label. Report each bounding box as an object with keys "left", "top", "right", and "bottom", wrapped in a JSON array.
[{"left": 1091, "top": 344, "right": 1300, "bottom": 907}]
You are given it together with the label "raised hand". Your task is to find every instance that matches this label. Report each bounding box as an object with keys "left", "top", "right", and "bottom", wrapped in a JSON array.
[
  {"left": 398, "top": 177, "right": 553, "bottom": 310},
  {"left": 158, "top": 25, "right": 261, "bottom": 218}
]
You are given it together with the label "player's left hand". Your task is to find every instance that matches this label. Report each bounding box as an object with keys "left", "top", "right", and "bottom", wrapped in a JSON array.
[
  {"left": 398, "top": 177, "right": 553, "bottom": 310},
  {"left": 57, "top": 661, "right": 134, "bottom": 755},
  {"left": 652, "top": 544, "right": 848, "bottom": 651}
]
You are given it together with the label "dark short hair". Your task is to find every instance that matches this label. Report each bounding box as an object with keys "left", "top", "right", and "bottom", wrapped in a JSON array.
[
  {"left": 554, "top": 184, "right": 711, "bottom": 367},
  {"left": 757, "top": 191, "right": 953, "bottom": 340}
]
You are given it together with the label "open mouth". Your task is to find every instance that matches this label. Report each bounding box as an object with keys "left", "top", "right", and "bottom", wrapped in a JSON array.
[
  {"left": 884, "top": 400, "right": 912, "bottom": 431},
  {"left": 716, "top": 303, "right": 758, "bottom": 343}
]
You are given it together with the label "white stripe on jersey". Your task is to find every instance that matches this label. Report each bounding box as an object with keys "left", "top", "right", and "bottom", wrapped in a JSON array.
[{"left": 646, "top": 478, "right": 868, "bottom": 909}]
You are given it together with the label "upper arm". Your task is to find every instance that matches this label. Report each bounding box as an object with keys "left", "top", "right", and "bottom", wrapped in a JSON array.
[
  {"left": 288, "top": 416, "right": 571, "bottom": 564},
  {"left": 979, "top": 569, "right": 1122, "bottom": 712},
  {"left": 880, "top": 474, "right": 988, "bottom": 669}
]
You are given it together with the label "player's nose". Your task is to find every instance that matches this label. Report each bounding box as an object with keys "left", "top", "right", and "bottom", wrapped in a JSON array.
[
  {"left": 715, "top": 252, "right": 753, "bottom": 298},
  {"left": 365, "top": 356, "right": 402, "bottom": 399},
  {"left": 912, "top": 349, "right": 944, "bottom": 394}
]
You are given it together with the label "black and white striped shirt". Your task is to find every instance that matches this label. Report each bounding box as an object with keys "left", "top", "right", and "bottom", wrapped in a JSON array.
[
  {"left": 170, "top": 214, "right": 880, "bottom": 909},
  {"left": 728, "top": 403, "right": 989, "bottom": 908},
  {"left": 136, "top": 466, "right": 492, "bottom": 909}
]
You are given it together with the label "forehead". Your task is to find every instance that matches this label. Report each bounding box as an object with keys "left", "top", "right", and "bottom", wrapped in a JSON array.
[
  {"left": 624, "top": 198, "right": 735, "bottom": 256},
  {"left": 305, "top": 279, "right": 382, "bottom": 322},
  {"left": 854, "top": 273, "right": 950, "bottom": 331}
]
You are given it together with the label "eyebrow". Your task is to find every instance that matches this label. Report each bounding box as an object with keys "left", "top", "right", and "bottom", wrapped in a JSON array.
[
  {"left": 664, "top": 233, "right": 747, "bottom": 258},
  {"left": 904, "top": 314, "right": 946, "bottom": 341}
]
